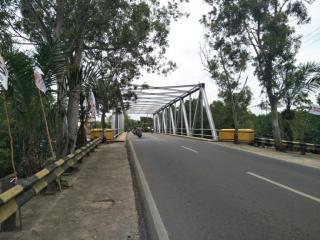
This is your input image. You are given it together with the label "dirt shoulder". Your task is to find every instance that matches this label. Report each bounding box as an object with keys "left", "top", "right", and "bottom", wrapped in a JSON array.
[{"left": 1, "top": 142, "right": 140, "bottom": 240}]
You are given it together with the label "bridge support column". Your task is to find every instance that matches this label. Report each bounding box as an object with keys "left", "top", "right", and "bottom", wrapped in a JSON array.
[
  {"left": 200, "top": 87, "right": 218, "bottom": 140},
  {"left": 157, "top": 114, "right": 161, "bottom": 133},
  {"left": 162, "top": 110, "right": 167, "bottom": 134},
  {"left": 180, "top": 98, "right": 190, "bottom": 136},
  {"left": 192, "top": 91, "right": 200, "bottom": 135},
  {"left": 169, "top": 106, "right": 176, "bottom": 134}
]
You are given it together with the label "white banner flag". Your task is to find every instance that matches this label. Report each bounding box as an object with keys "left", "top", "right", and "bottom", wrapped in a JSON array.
[
  {"left": 88, "top": 90, "right": 97, "bottom": 117},
  {"left": 310, "top": 104, "right": 320, "bottom": 116},
  {"left": 83, "top": 97, "right": 88, "bottom": 110},
  {"left": 0, "top": 54, "right": 8, "bottom": 90},
  {"left": 34, "top": 66, "right": 47, "bottom": 93}
]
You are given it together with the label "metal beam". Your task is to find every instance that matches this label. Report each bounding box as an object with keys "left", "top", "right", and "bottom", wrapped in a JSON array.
[
  {"left": 131, "top": 84, "right": 197, "bottom": 90},
  {"left": 169, "top": 106, "right": 176, "bottom": 134},
  {"left": 192, "top": 91, "right": 200, "bottom": 133},
  {"left": 157, "top": 114, "right": 161, "bottom": 133},
  {"left": 134, "top": 92, "right": 182, "bottom": 98},
  {"left": 154, "top": 84, "right": 204, "bottom": 115},
  {"left": 162, "top": 110, "right": 167, "bottom": 134},
  {"left": 201, "top": 87, "right": 218, "bottom": 140},
  {"left": 180, "top": 98, "right": 190, "bottom": 136}
]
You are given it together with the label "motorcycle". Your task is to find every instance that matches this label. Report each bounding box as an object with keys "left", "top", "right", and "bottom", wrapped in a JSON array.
[{"left": 135, "top": 128, "right": 143, "bottom": 138}]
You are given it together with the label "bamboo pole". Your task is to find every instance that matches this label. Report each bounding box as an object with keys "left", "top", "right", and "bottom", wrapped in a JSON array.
[
  {"left": 2, "top": 94, "right": 17, "bottom": 177},
  {"left": 38, "top": 89, "right": 55, "bottom": 159}
]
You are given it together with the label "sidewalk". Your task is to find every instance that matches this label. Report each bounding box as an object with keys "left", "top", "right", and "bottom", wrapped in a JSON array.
[
  {"left": 1, "top": 141, "right": 140, "bottom": 240},
  {"left": 215, "top": 142, "right": 320, "bottom": 170}
]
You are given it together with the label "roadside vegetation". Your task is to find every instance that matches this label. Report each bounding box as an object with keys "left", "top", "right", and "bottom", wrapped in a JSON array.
[
  {"left": 202, "top": 0, "right": 320, "bottom": 150},
  {"left": 0, "top": 0, "right": 187, "bottom": 178}
]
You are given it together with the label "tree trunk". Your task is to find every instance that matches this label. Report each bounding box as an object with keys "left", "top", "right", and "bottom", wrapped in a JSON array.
[
  {"left": 101, "top": 109, "right": 106, "bottom": 128},
  {"left": 76, "top": 101, "right": 87, "bottom": 148},
  {"left": 264, "top": 58, "right": 283, "bottom": 151},
  {"left": 66, "top": 83, "right": 81, "bottom": 154},
  {"left": 231, "top": 100, "right": 239, "bottom": 144},
  {"left": 55, "top": 74, "right": 68, "bottom": 158},
  {"left": 65, "top": 40, "right": 83, "bottom": 154},
  {"left": 76, "top": 122, "right": 86, "bottom": 147},
  {"left": 269, "top": 99, "right": 284, "bottom": 151}
]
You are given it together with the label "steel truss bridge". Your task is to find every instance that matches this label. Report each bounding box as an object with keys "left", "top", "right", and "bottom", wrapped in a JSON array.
[{"left": 124, "top": 83, "right": 218, "bottom": 140}]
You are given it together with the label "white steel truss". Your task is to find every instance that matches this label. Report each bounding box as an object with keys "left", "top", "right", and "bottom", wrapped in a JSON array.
[{"left": 125, "top": 83, "right": 218, "bottom": 140}]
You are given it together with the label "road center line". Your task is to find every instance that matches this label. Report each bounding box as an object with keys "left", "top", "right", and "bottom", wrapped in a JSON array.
[
  {"left": 247, "top": 171, "right": 320, "bottom": 204},
  {"left": 181, "top": 146, "right": 198, "bottom": 154}
]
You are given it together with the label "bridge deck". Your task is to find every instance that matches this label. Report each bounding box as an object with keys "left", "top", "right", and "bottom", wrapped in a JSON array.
[{"left": 129, "top": 133, "right": 320, "bottom": 240}]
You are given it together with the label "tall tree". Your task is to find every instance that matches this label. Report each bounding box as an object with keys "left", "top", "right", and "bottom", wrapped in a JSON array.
[
  {"left": 203, "top": 0, "right": 315, "bottom": 150},
  {"left": 201, "top": 38, "right": 251, "bottom": 143},
  {"left": 2, "top": 0, "right": 187, "bottom": 156}
]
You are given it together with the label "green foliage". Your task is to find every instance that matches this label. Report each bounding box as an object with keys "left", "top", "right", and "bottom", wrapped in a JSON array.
[
  {"left": 0, "top": 0, "right": 187, "bottom": 172},
  {"left": 210, "top": 100, "right": 255, "bottom": 130},
  {"left": 209, "top": 97, "right": 320, "bottom": 145},
  {"left": 0, "top": 46, "right": 56, "bottom": 177},
  {"left": 140, "top": 117, "right": 153, "bottom": 131},
  {"left": 290, "top": 111, "right": 320, "bottom": 144},
  {"left": 202, "top": 0, "right": 317, "bottom": 148}
]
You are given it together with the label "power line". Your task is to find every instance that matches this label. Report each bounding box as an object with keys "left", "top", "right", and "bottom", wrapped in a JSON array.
[
  {"left": 302, "top": 26, "right": 320, "bottom": 42},
  {"left": 301, "top": 36, "right": 320, "bottom": 50}
]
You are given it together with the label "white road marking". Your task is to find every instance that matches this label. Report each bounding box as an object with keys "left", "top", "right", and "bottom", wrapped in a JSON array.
[
  {"left": 247, "top": 171, "right": 320, "bottom": 204},
  {"left": 181, "top": 146, "right": 199, "bottom": 154}
]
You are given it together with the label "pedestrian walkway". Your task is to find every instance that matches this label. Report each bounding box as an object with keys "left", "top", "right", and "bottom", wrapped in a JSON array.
[
  {"left": 1, "top": 142, "right": 140, "bottom": 240},
  {"left": 116, "top": 132, "right": 128, "bottom": 142}
]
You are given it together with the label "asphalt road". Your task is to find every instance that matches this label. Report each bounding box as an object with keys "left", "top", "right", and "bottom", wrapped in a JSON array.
[{"left": 129, "top": 133, "right": 320, "bottom": 240}]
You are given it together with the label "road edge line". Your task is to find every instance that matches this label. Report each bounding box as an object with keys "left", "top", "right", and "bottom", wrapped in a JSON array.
[{"left": 127, "top": 138, "right": 170, "bottom": 240}]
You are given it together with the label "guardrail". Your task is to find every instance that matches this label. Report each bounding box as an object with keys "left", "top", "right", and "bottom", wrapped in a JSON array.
[
  {"left": 0, "top": 138, "right": 101, "bottom": 225},
  {"left": 253, "top": 138, "right": 320, "bottom": 154}
]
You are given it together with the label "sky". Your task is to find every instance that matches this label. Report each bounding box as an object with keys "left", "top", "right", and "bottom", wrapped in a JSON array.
[{"left": 132, "top": 0, "right": 320, "bottom": 117}]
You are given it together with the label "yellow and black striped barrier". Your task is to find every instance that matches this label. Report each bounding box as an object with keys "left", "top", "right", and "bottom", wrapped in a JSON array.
[
  {"left": 254, "top": 138, "right": 320, "bottom": 154},
  {"left": 0, "top": 138, "right": 101, "bottom": 224}
]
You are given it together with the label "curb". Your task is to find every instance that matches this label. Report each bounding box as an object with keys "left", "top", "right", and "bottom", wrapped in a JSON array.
[{"left": 126, "top": 136, "right": 170, "bottom": 240}]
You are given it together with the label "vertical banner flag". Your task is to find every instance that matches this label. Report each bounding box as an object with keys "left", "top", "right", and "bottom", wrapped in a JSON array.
[
  {"left": 309, "top": 104, "right": 320, "bottom": 116},
  {"left": 88, "top": 90, "right": 97, "bottom": 117},
  {"left": 0, "top": 53, "right": 9, "bottom": 90},
  {"left": 34, "top": 66, "right": 47, "bottom": 93}
]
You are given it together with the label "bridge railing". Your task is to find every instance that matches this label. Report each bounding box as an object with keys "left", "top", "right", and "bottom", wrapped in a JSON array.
[
  {"left": 254, "top": 137, "right": 320, "bottom": 155},
  {"left": 0, "top": 138, "right": 101, "bottom": 226},
  {"left": 157, "top": 127, "right": 216, "bottom": 140}
]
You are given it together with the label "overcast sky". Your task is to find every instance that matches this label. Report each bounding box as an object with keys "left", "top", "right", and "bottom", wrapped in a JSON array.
[{"left": 133, "top": 0, "right": 320, "bottom": 116}]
